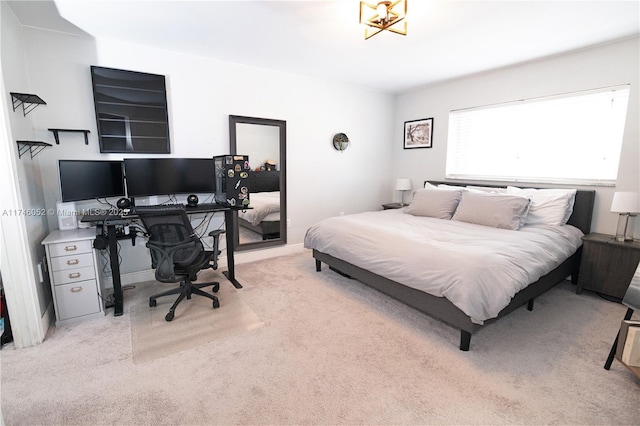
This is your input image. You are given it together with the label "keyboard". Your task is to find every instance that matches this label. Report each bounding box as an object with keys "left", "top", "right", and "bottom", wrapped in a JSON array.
[
  {"left": 130, "top": 204, "right": 185, "bottom": 214},
  {"left": 185, "top": 202, "right": 223, "bottom": 212}
]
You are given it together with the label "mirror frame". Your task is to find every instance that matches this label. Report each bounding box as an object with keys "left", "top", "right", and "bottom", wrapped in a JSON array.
[{"left": 229, "top": 115, "right": 287, "bottom": 251}]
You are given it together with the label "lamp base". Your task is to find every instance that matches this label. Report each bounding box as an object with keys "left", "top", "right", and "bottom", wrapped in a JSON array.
[{"left": 615, "top": 213, "right": 636, "bottom": 242}]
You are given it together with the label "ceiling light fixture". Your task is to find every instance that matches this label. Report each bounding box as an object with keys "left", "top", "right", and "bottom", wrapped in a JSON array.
[{"left": 359, "top": 0, "right": 407, "bottom": 40}]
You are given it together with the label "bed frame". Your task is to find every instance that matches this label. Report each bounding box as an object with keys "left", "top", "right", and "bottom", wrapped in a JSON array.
[
  {"left": 313, "top": 181, "right": 595, "bottom": 351},
  {"left": 239, "top": 217, "right": 280, "bottom": 240}
]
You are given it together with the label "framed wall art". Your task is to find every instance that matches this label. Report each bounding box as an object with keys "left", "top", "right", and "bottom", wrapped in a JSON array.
[
  {"left": 91, "top": 66, "right": 171, "bottom": 154},
  {"left": 404, "top": 117, "right": 433, "bottom": 149}
]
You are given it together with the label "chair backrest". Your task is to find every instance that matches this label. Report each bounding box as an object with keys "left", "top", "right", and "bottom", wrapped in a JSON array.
[
  {"left": 623, "top": 260, "right": 640, "bottom": 311},
  {"left": 135, "top": 206, "right": 204, "bottom": 281}
]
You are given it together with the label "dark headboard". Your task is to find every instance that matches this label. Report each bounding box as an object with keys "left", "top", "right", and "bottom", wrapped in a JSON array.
[
  {"left": 425, "top": 181, "right": 595, "bottom": 235},
  {"left": 250, "top": 171, "right": 280, "bottom": 193}
]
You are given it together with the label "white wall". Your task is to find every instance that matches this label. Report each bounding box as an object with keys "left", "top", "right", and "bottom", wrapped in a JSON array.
[
  {"left": 394, "top": 37, "right": 640, "bottom": 236},
  {"left": 1, "top": 1, "right": 51, "bottom": 347},
  {"left": 19, "top": 27, "right": 395, "bottom": 274}
]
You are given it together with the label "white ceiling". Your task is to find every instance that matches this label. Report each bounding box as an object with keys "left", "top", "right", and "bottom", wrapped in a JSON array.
[{"left": 7, "top": 0, "right": 640, "bottom": 93}]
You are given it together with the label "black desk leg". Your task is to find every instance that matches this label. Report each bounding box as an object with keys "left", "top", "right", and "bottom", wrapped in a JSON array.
[
  {"left": 222, "top": 210, "right": 242, "bottom": 289},
  {"left": 107, "top": 224, "right": 124, "bottom": 316}
]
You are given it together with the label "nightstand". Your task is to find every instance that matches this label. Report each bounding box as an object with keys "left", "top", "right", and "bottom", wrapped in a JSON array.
[
  {"left": 382, "top": 203, "right": 407, "bottom": 210},
  {"left": 576, "top": 233, "right": 640, "bottom": 300}
]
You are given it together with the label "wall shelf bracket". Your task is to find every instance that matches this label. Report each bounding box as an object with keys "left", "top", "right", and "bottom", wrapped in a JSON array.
[
  {"left": 10, "top": 93, "right": 46, "bottom": 116},
  {"left": 48, "top": 128, "right": 90, "bottom": 145},
  {"left": 16, "top": 141, "right": 52, "bottom": 159}
]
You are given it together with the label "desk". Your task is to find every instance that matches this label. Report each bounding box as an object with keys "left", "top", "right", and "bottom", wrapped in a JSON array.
[{"left": 82, "top": 203, "right": 244, "bottom": 316}]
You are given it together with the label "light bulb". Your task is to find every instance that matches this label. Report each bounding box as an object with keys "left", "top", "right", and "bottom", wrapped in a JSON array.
[{"left": 376, "top": 3, "right": 388, "bottom": 22}]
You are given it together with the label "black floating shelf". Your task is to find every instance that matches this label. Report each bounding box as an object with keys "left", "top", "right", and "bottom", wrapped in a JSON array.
[
  {"left": 10, "top": 93, "right": 46, "bottom": 116},
  {"left": 16, "top": 141, "right": 52, "bottom": 159},
  {"left": 48, "top": 128, "right": 91, "bottom": 145}
]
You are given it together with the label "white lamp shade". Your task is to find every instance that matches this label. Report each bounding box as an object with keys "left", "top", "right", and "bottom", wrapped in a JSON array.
[
  {"left": 395, "top": 178, "right": 412, "bottom": 191},
  {"left": 611, "top": 192, "right": 640, "bottom": 213}
]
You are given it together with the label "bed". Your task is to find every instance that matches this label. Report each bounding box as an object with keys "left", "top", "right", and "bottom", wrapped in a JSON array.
[
  {"left": 305, "top": 181, "right": 595, "bottom": 350},
  {"left": 239, "top": 171, "right": 281, "bottom": 240}
]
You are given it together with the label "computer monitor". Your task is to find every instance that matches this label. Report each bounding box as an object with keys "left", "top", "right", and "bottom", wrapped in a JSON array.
[
  {"left": 124, "top": 158, "right": 216, "bottom": 197},
  {"left": 58, "top": 160, "right": 126, "bottom": 202}
]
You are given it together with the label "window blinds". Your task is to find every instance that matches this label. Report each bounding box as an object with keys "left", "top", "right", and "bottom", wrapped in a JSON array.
[{"left": 446, "top": 85, "right": 630, "bottom": 186}]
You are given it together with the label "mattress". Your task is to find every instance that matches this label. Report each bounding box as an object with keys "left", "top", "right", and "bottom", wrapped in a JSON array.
[{"left": 304, "top": 208, "right": 584, "bottom": 324}]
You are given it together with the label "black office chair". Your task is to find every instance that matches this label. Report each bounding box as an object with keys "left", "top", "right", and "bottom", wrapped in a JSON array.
[
  {"left": 604, "top": 259, "right": 640, "bottom": 370},
  {"left": 136, "top": 205, "right": 225, "bottom": 321}
]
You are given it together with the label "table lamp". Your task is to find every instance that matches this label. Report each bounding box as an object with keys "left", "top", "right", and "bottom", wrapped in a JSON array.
[
  {"left": 610, "top": 191, "right": 640, "bottom": 242},
  {"left": 395, "top": 178, "right": 412, "bottom": 206}
]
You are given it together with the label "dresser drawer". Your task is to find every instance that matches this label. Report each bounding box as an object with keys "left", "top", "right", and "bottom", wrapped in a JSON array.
[
  {"left": 54, "top": 280, "right": 101, "bottom": 321},
  {"left": 48, "top": 240, "right": 93, "bottom": 258},
  {"left": 50, "top": 252, "right": 94, "bottom": 272},
  {"left": 52, "top": 265, "right": 96, "bottom": 286}
]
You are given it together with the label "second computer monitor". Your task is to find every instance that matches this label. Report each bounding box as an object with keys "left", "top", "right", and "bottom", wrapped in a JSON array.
[{"left": 124, "top": 158, "right": 216, "bottom": 197}]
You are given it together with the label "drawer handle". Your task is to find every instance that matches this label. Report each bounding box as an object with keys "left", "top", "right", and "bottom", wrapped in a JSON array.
[
  {"left": 70, "top": 286, "right": 83, "bottom": 293},
  {"left": 64, "top": 245, "right": 78, "bottom": 252},
  {"left": 68, "top": 272, "right": 81, "bottom": 279},
  {"left": 66, "top": 259, "right": 80, "bottom": 265}
]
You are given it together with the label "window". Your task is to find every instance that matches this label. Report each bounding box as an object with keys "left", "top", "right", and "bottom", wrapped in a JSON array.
[{"left": 446, "top": 85, "right": 630, "bottom": 186}]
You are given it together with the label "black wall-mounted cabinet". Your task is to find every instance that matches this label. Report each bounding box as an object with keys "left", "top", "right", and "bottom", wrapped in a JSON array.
[{"left": 91, "top": 66, "right": 170, "bottom": 154}]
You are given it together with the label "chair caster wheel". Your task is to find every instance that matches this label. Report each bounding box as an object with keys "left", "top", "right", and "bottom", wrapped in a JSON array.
[
  {"left": 149, "top": 299, "right": 157, "bottom": 307},
  {"left": 212, "top": 299, "right": 220, "bottom": 309},
  {"left": 165, "top": 311, "right": 174, "bottom": 321},
  {"left": 212, "top": 283, "right": 220, "bottom": 293}
]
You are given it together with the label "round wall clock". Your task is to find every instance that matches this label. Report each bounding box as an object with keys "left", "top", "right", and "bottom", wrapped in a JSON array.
[{"left": 333, "top": 133, "right": 350, "bottom": 151}]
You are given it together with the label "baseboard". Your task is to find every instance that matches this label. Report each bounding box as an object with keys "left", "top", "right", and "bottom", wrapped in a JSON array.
[
  {"left": 226, "top": 243, "right": 306, "bottom": 265},
  {"left": 41, "top": 301, "right": 54, "bottom": 336},
  {"left": 121, "top": 270, "right": 156, "bottom": 286}
]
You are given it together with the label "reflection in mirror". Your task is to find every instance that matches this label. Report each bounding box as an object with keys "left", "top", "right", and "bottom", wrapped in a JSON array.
[{"left": 229, "top": 115, "right": 286, "bottom": 251}]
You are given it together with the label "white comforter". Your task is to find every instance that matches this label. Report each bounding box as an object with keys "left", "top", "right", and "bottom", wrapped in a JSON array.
[
  {"left": 240, "top": 191, "right": 280, "bottom": 225},
  {"left": 304, "top": 209, "right": 584, "bottom": 324}
]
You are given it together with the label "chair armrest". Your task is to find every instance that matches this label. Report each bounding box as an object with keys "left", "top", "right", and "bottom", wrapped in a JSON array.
[
  {"left": 207, "top": 229, "right": 224, "bottom": 270},
  {"left": 208, "top": 229, "right": 225, "bottom": 238}
]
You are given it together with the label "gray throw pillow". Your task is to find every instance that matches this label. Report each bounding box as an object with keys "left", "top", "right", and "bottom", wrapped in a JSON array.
[
  {"left": 451, "top": 191, "right": 530, "bottom": 230},
  {"left": 405, "top": 188, "right": 462, "bottom": 220}
]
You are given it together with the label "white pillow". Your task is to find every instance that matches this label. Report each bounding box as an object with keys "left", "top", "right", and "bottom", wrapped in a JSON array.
[
  {"left": 406, "top": 188, "right": 463, "bottom": 220},
  {"left": 465, "top": 185, "right": 507, "bottom": 194},
  {"left": 438, "top": 184, "right": 464, "bottom": 191},
  {"left": 423, "top": 182, "right": 462, "bottom": 191},
  {"left": 506, "top": 186, "right": 577, "bottom": 226},
  {"left": 451, "top": 191, "right": 531, "bottom": 230}
]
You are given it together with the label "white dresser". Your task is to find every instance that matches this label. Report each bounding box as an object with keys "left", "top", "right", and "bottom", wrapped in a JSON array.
[{"left": 42, "top": 228, "right": 105, "bottom": 326}]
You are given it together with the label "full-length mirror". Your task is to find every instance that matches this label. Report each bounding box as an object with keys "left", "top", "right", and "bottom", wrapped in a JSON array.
[{"left": 229, "top": 115, "right": 287, "bottom": 251}]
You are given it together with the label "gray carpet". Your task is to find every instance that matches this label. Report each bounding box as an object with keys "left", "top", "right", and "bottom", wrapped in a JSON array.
[{"left": 1, "top": 251, "right": 638, "bottom": 425}]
